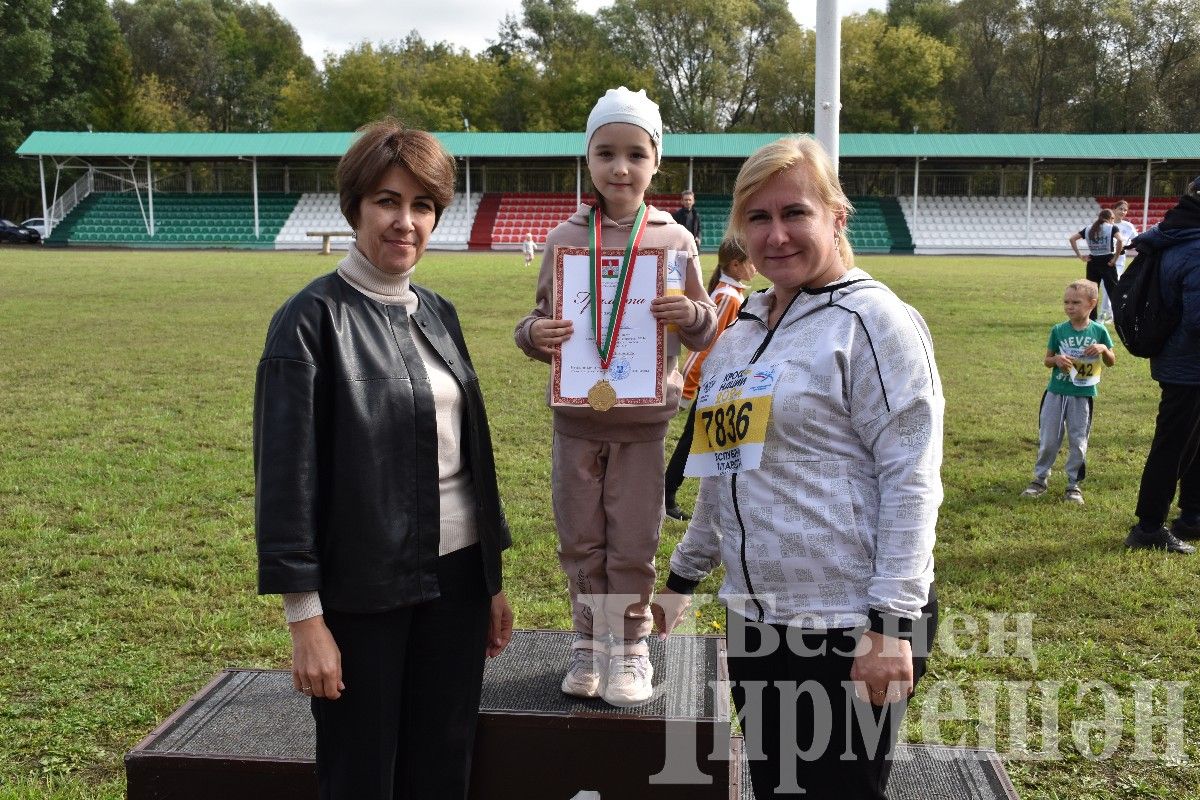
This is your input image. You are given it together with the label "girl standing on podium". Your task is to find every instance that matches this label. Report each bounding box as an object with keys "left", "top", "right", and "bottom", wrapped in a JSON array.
[
  {"left": 514, "top": 87, "right": 716, "bottom": 706},
  {"left": 255, "top": 119, "right": 513, "bottom": 799}
]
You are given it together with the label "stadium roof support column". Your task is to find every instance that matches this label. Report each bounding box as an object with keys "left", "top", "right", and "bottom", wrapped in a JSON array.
[
  {"left": 147, "top": 158, "right": 156, "bottom": 237},
  {"left": 252, "top": 157, "right": 260, "bottom": 239},
  {"left": 1143, "top": 159, "right": 1152, "bottom": 230},
  {"left": 465, "top": 157, "right": 471, "bottom": 202},
  {"left": 38, "top": 156, "right": 51, "bottom": 238},
  {"left": 1025, "top": 159, "right": 1034, "bottom": 240},
  {"left": 814, "top": 0, "right": 841, "bottom": 171},
  {"left": 576, "top": 158, "right": 581, "bottom": 206},
  {"left": 688, "top": 158, "right": 694, "bottom": 191},
  {"left": 911, "top": 157, "right": 919, "bottom": 237}
]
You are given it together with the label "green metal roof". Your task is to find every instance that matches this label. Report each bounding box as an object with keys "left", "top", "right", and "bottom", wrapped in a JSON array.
[
  {"left": 16, "top": 130, "right": 1200, "bottom": 161},
  {"left": 16, "top": 131, "right": 356, "bottom": 158},
  {"left": 839, "top": 132, "right": 1200, "bottom": 159}
]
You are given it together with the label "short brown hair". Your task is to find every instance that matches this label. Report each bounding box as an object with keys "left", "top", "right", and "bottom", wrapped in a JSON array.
[{"left": 336, "top": 118, "right": 455, "bottom": 230}]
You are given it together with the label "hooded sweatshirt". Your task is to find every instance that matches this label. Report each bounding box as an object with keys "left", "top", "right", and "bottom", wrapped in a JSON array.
[
  {"left": 667, "top": 269, "right": 943, "bottom": 632},
  {"left": 515, "top": 203, "right": 717, "bottom": 442},
  {"left": 1138, "top": 194, "right": 1200, "bottom": 385}
]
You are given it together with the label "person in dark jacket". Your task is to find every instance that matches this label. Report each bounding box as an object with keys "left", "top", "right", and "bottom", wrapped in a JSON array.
[
  {"left": 1126, "top": 176, "right": 1200, "bottom": 554},
  {"left": 255, "top": 118, "right": 514, "bottom": 798},
  {"left": 672, "top": 189, "right": 701, "bottom": 247}
]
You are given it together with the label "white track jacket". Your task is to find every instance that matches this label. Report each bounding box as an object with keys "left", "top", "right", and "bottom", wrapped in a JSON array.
[{"left": 667, "top": 268, "right": 943, "bottom": 632}]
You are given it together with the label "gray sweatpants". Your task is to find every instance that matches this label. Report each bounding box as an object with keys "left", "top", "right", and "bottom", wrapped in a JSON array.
[
  {"left": 1033, "top": 391, "right": 1094, "bottom": 489},
  {"left": 552, "top": 431, "right": 664, "bottom": 642}
]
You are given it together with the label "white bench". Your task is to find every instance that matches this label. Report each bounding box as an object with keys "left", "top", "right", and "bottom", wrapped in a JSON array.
[{"left": 306, "top": 230, "right": 353, "bottom": 255}]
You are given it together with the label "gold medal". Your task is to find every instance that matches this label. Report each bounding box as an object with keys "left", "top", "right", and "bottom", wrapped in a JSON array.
[
  {"left": 587, "top": 379, "right": 617, "bottom": 411},
  {"left": 584, "top": 204, "right": 648, "bottom": 413}
]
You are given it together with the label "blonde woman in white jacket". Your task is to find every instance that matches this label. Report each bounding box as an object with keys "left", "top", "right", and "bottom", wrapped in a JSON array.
[{"left": 654, "top": 137, "right": 943, "bottom": 800}]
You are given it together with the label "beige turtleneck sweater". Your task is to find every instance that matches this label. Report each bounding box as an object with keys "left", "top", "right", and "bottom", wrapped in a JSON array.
[{"left": 283, "top": 244, "right": 479, "bottom": 623}]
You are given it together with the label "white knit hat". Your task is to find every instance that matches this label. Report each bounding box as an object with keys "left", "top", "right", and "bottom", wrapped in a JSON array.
[{"left": 585, "top": 87, "right": 663, "bottom": 165}]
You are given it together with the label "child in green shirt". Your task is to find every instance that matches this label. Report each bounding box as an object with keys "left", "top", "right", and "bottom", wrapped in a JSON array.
[{"left": 1021, "top": 280, "right": 1116, "bottom": 504}]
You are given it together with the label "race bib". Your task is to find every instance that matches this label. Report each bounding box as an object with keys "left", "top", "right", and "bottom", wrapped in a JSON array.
[
  {"left": 1069, "top": 356, "right": 1102, "bottom": 387},
  {"left": 685, "top": 362, "right": 784, "bottom": 476},
  {"left": 665, "top": 249, "right": 687, "bottom": 334}
]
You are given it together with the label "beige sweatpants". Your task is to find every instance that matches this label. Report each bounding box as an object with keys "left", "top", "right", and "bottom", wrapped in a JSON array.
[{"left": 552, "top": 431, "right": 665, "bottom": 642}]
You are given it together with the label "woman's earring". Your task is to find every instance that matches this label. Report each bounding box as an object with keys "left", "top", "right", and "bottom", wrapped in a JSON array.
[{"left": 833, "top": 229, "right": 840, "bottom": 245}]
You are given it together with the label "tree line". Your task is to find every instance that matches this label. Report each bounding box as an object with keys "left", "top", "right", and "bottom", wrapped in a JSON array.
[{"left": 3, "top": 0, "right": 1199, "bottom": 215}]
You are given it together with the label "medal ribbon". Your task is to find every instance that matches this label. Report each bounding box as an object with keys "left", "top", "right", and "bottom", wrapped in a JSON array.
[{"left": 589, "top": 203, "right": 648, "bottom": 370}]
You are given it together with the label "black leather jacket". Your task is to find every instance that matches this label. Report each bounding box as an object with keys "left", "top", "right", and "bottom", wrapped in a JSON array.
[{"left": 254, "top": 273, "right": 510, "bottom": 612}]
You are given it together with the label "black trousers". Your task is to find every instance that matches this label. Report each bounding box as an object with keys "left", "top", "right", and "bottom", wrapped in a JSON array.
[
  {"left": 664, "top": 401, "right": 698, "bottom": 506},
  {"left": 1086, "top": 256, "right": 1118, "bottom": 320},
  {"left": 1135, "top": 383, "right": 1200, "bottom": 529},
  {"left": 727, "top": 589, "right": 937, "bottom": 800},
  {"left": 313, "top": 544, "right": 491, "bottom": 800}
]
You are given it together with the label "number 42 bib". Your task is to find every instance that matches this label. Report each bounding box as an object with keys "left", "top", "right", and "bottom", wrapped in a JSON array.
[{"left": 684, "top": 362, "right": 785, "bottom": 477}]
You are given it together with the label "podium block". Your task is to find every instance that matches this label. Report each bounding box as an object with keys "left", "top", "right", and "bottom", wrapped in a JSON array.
[
  {"left": 126, "top": 630, "right": 1019, "bottom": 799},
  {"left": 126, "top": 630, "right": 732, "bottom": 799},
  {"left": 470, "top": 630, "right": 731, "bottom": 798},
  {"left": 731, "top": 736, "right": 1020, "bottom": 800}
]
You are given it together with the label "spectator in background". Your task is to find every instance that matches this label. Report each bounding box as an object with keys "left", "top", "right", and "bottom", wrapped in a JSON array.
[
  {"left": 522, "top": 231, "right": 536, "bottom": 267},
  {"left": 672, "top": 189, "right": 701, "bottom": 249},
  {"left": 1069, "top": 208, "right": 1125, "bottom": 322},
  {"left": 1099, "top": 200, "right": 1138, "bottom": 321},
  {"left": 1019, "top": 279, "right": 1116, "bottom": 505},
  {"left": 1126, "top": 177, "right": 1200, "bottom": 554},
  {"left": 663, "top": 238, "right": 757, "bottom": 521}
]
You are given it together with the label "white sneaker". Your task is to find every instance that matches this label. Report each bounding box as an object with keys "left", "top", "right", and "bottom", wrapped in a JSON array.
[
  {"left": 561, "top": 638, "right": 608, "bottom": 698},
  {"left": 602, "top": 639, "right": 654, "bottom": 707}
]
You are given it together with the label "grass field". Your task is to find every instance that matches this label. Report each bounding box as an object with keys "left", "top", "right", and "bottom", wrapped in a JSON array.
[{"left": 1, "top": 247, "right": 1198, "bottom": 799}]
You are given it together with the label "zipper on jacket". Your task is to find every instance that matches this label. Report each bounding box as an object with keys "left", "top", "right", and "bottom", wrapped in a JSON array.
[
  {"left": 731, "top": 280, "right": 869, "bottom": 622},
  {"left": 731, "top": 289, "right": 807, "bottom": 623},
  {"left": 730, "top": 475, "right": 764, "bottom": 622}
]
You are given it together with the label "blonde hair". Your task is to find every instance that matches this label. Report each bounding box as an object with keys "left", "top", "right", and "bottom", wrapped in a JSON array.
[
  {"left": 727, "top": 136, "right": 855, "bottom": 268},
  {"left": 1067, "top": 279, "right": 1098, "bottom": 302}
]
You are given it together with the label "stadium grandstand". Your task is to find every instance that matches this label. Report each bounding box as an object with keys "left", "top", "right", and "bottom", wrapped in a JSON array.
[{"left": 17, "top": 131, "right": 1200, "bottom": 256}]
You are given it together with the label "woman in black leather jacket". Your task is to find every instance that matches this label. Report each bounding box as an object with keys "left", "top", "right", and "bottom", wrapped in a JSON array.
[{"left": 254, "top": 118, "right": 513, "bottom": 799}]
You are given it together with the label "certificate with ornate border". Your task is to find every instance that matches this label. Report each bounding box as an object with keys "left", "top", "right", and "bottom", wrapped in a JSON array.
[{"left": 551, "top": 245, "right": 666, "bottom": 407}]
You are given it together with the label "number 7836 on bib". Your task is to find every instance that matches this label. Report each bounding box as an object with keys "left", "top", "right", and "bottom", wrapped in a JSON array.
[{"left": 685, "top": 363, "right": 782, "bottom": 477}]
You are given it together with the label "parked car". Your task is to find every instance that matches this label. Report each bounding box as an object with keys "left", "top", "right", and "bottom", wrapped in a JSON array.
[
  {"left": 0, "top": 219, "right": 41, "bottom": 244},
  {"left": 20, "top": 217, "right": 46, "bottom": 238}
]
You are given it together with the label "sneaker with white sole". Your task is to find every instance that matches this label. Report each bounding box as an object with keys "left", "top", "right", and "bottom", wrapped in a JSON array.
[
  {"left": 561, "top": 638, "right": 609, "bottom": 699},
  {"left": 1064, "top": 487, "right": 1084, "bottom": 505},
  {"left": 602, "top": 639, "right": 654, "bottom": 707},
  {"left": 1020, "top": 481, "right": 1048, "bottom": 498}
]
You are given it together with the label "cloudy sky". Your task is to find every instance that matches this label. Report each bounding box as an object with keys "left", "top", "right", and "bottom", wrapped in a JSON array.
[{"left": 266, "top": 0, "right": 888, "bottom": 65}]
